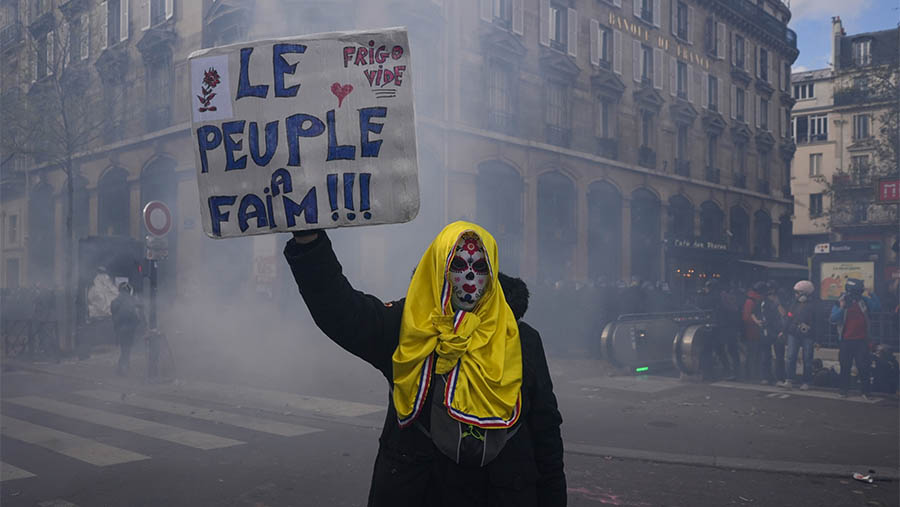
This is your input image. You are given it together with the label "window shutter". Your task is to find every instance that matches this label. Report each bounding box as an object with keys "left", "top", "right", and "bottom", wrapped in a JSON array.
[
  {"left": 512, "top": 0, "right": 524, "bottom": 35},
  {"left": 670, "top": 0, "right": 676, "bottom": 36},
  {"left": 31, "top": 41, "right": 37, "bottom": 82},
  {"left": 755, "top": 46, "right": 760, "bottom": 78},
  {"left": 731, "top": 85, "right": 736, "bottom": 119},
  {"left": 567, "top": 8, "right": 577, "bottom": 57},
  {"left": 745, "top": 42, "right": 751, "bottom": 74},
  {"left": 687, "top": 6, "right": 693, "bottom": 44},
  {"left": 121, "top": 0, "right": 129, "bottom": 41},
  {"left": 687, "top": 64, "right": 695, "bottom": 103},
  {"left": 653, "top": 48, "right": 663, "bottom": 89},
  {"left": 718, "top": 76, "right": 725, "bottom": 113},
  {"left": 47, "top": 31, "right": 54, "bottom": 76},
  {"left": 539, "top": 0, "right": 550, "bottom": 46},
  {"left": 613, "top": 30, "right": 622, "bottom": 74},
  {"left": 633, "top": 39, "right": 641, "bottom": 82},
  {"left": 702, "top": 71, "right": 708, "bottom": 109},
  {"left": 669, "top": 56, "right": 676, "bottom": 95},
  {"left": 60, "top": 21, "right": 69, "bottom": 66},
  {"left": 142, "top": 0, "right": 150, "bottom": 30},
  {"left": 165, "top": 0, "right": 174, "bottom": 20},
  {"left": 590, "top": 19, "right": 599, "bottom": 66},
  {"left": 80, "top": 14, "right": 90, "bottom": 60},
  {"left": 101, "top": 1, "right": 109, "bottom": 49},
  {"left": 633, "top": 0, "right": 640, "bottom": 18},
  {"left": 754, "top": 93, "right": 759, "bottom": 128},
  {"left": 730, "top": 32, "right": 735, "bottom": 66},
  {"left": 479, "top": 0, "right": 491, "bottom": 22},
  {"left": 716, "top": 23, "right": 725, "bottom": 59},
  {"left": 653, "top": 0, "right": 661, "bottom": 27}
]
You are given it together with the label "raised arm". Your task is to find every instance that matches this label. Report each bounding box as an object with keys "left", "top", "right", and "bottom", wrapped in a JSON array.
[{"left": 283, "top": 231, "right": 400, "bottom": 378}]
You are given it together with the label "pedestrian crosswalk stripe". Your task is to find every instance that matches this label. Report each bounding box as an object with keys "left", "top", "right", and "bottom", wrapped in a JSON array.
[
  {"left": 1, "top": 461, "right": 36, "bottom": 481},
  {"left": 1, "top": 416, "right": 149, "bottom": 467},
  {"left": 163, "top": 380, "right": 384, "bottom": 418},
  {"left": 7, "top": 396, "right": 244, "bottom": 450},
  {"left": 37, "top": 500, "right": 80, "bottom": 507},
  {"left": 76, "top": 390, "right": 323, "bottom": 438}
]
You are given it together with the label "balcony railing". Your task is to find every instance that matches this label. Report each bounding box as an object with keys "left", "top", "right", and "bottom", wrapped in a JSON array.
[
  {"left": 734, "top": 173, "right": 746, "bottom": 188},
  {"left": 638, "top": 146, "right": 656, "bottom": 169},
  {"left": 596, "top": 138, "right": 618, "bottom": 160},
  {"left": 487, "top": 110, "right": 516, "bottom": 135},
  {"left": 758, "top": 180, "right": 770, "bottom": 194},
  {"left": 705, "top": 166, "right": 721, "bottom": 183},
  {"left": 545, "top": 125, "right": 571, "bottom": 148},
  {"left": 797, "top": 133, "right": 827, "bottom": 144},
  {"left": 0, "top": 22, "right": 24, "bottom": 50},
  {"left": 833, "top": 87, "right": 888, "bottom": 106},
  {"left": 675, "top": 158, "right": 691, "bottom": 177},
  {"left": 721, "top": 0, "right": 797, "bottom": 50}
]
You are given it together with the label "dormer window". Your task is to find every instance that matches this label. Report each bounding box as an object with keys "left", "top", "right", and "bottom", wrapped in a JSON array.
[{"left": 852, "top": 39, "right": 871, "bottom": 66}]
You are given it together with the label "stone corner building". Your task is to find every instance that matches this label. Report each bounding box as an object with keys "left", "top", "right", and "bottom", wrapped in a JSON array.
[{"left": 0, "top": 0, "right": 799, "bottom": 332}]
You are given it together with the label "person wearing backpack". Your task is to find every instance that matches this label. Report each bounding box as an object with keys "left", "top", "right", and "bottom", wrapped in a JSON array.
[
  {"left": 110, "top": 282, "right": 141, "bottom": 376},
  {"left": 830, "top": 278, "right": 882, "bottom": 398},
  {"left": 284, "top": 222, "right": 566, "bottom": 507}
]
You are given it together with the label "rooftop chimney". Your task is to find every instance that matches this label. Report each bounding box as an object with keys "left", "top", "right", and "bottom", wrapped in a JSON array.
[{"left": 831, "top": 16, "right": 844, "bottom": 70}]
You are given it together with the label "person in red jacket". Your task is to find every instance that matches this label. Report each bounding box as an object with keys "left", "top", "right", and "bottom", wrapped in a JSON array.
[{"left": 742, "top": 282, "right": 766, "bottom": 380}]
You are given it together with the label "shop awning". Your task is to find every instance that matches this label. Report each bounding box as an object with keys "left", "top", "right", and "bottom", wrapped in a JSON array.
[{"left": 737, "top": 260, "right": 808, "bottom": 271}]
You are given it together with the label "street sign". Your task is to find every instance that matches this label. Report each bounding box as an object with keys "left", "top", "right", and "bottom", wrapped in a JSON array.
[
  {"left": 145, "top": 235, "right": 169, "bottom": 260},
  {"left": 143, "top": 201, "right": 172, "bottom": 237}
]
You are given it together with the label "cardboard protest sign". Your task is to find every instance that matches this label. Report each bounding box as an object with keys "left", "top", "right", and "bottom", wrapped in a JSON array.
[{"left": 188, "top": 28, "right": 419, "bottom": 238}]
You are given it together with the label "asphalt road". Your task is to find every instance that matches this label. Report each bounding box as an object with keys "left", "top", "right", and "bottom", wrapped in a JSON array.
[{"left": 1, "top": 338, "right": 897, "bottom": 507}]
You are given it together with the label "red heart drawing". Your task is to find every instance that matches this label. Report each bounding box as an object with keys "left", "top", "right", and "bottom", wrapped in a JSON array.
[{"left": 331, "top": 83, "right": 353, "bottom": 107}]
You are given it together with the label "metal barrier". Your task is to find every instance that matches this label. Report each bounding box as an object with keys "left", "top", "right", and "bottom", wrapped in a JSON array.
[
  {"left": 601, "top": 311, "right": 712, "bottom": 374},
  {"left": 821, "top": 312, "right": 900, "bottom": 349}
]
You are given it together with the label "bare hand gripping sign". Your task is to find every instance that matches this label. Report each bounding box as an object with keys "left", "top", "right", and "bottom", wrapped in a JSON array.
[{"left": 189, "top": 27, "right": 419, "bottom": 238}]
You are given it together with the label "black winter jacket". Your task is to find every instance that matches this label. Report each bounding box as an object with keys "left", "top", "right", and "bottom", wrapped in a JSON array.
[{"left": 284, "top": 232, "right": 566, "bottom": 507}]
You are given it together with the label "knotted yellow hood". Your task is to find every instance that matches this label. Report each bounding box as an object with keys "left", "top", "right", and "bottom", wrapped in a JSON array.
[{"left": 393, "top": 221, "right": 522, "bottom": 429}]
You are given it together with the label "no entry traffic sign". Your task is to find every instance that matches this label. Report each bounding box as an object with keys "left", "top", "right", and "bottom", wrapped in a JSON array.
[{"left": 143, "top": 201, "right": 172, "bottom": 237}]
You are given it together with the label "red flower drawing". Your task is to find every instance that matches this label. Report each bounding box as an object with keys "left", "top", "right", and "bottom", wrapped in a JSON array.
[{"left": 197, "top": 67, "right": 220, "bottom": 112}]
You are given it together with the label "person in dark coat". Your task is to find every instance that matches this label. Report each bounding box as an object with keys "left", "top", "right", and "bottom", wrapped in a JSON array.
[
  {"left": 284, "top": 222, "right": 566, "bottom": 507},
  {"left": 110, "top": 282, "right": 140, "bottom": 376}
]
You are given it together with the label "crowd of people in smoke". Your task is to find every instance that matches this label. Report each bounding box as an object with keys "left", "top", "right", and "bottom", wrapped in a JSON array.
[{"left": 527, "top": 275, "right": 900, "bottom": 396}]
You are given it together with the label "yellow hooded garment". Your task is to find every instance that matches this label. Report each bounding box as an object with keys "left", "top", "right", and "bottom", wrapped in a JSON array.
[{"left": 393, "top": 221, "right": 522, "bottom": 429}]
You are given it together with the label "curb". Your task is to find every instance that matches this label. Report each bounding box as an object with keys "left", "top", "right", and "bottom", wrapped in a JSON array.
[{"left": 566, "top": 443, "right": 900, "bottom": 480}]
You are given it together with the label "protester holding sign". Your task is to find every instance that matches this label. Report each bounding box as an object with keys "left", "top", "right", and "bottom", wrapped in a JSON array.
[{"left": 284, "top": 222, "right": 566, "bottom": 506}]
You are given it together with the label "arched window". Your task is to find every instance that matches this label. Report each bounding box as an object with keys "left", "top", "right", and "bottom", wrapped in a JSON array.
[
  {"left": 28, "top": 183, "right": 55, "bottom": 285},
  {"left": 631, "top": 188, "right": 661, "bottom": 282},
  {"left": 98, "top": 168, "right": 131, "bottom": 236},
  {"left": 778, "top": 215, "right": 793, "bottom": 261},
  {"left": 700, "top": 201, "right": 724, "bottom": 243},
  {"left": 537, "top": 171, "right": 576, "bottom": 282},
  {"left": 587, "top": 181, "right": 622, "bottom": 281},
  {"left": 754, "top": 210, "right": 773, "bottom": 259},
  {"left": 668, "top": 195, "right": 694, "bottom": 240},
  {"left": 729, "top": 206, "right": 749, "bottom": 255},
  {"left": 477, "top": 161, "right": 524, "bottom": 275}
]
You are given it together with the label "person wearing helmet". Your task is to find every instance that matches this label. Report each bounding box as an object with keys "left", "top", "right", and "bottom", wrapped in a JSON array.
[
  {"left": 830, "top": 278, "right": 882, "bottom": 398},
  {"left": 780, "top": 280, "right": 817, "bottom": 390}
]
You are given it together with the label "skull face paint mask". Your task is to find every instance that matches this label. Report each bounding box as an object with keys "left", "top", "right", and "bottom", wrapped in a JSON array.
[{"left": 448, "top": 233, "right": 490, "bottom": 311}]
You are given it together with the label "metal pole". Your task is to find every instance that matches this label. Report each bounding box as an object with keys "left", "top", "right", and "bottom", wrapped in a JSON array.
[{"left": 149, "top": 259, "right": 158, "bottom": 330}]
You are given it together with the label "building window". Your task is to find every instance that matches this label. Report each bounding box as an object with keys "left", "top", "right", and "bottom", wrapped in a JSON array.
[
  {"left": 7, "top": 214, "right": 18, "bottom": 244},
  {"left": 851, "top": 155, "right": 870, "bottom": 180},
  {"left": 809, "top": 193, "right": 823, "bottom": 217},
  {"left": 598, "top": 25, "right": 611, "bottom": 67},
  {"left": 150, "top": 0, "right": 166, "bottom": 27},
  {"left": 853, "top": 114, "right": 870, "bottom": 139},
  {"left": 676, "top": 61, "right": 687, "bottom": 98},
  {"left": 549, "top": 3, "right": 567, "bottom": 51},
  {"left": 708, "top": 74, "right": 718, "bottom": 111},
  {"left": 638, "top": 0, "right": 653, "bottom": 23},
  {"left": 108, "top": 0, "right": 121, "bottom": 47},
  {"left": 734, "top": 35, "right": 745, "bottom": 69},
  {"left": 596, "top": 98, "right": 613, "bottom": 138},
  {"left": 676, "top": 125, "right": 688, "bottom": 160},
  {"left": 783, "top": 62, "right": 791, "bottom": 90},
  {"left": 758, "top": 48, "right": 768, "bottom": 81},
  {"left": 545, "top": 81, "right": 569, "bottom": 145},
  {"left": 487, "top": 65, "right": 513, "bottom": 132},
  {"left": 736, "top": 87, "right": 745, "bottom": 122},
  {"left": 792, "top": 82, "right": 814, "bottom": 100},
  {"left": 35, "top": 33, "right": 49, "bottom": 80},
  {"left": 493, "top": 0, "right": 512, "bottom": 28},
  {"left": 675, "top": 1, "right": 688, "bottom": 40},
  {"left": 852, "top": 39, "right": 871, "bottom": 66},
  {"left": 707, "top": 135, "right": 717, "bottom": 168},
  {"left": 760, "top": 98, "right": 769, "bottom": 130},
  {"left": 145, "top": 52, "right": 173, "bottom": 131},
  {"left": 641, "top": 44, "right": 652, "bottom": 83},
  {"left": 794, "top": 114, "right": 827, "bottom": 143},
  {"left": 641, "top": 111, "right": 654, "bottom": 147},
  {"left": 809, "top": 153, "right": 822, "bottom": 176}
]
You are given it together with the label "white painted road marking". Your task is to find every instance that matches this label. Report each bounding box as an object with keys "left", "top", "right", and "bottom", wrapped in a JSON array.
[
  {"left": 7, "top": 396, "right": 243, "bottom": 450},
  {"left": 711, "top": 381, "right": 882, "bottom": 403},
  {"left": 572, "top": 376, "right": 680, "bottom": 394},
  {"left": 37, "top": 500, "right": 80, "bottom": 507},
  {"left": 76, "top": 390, "right": 322, "bottom": 438},
  {"left": 1, "top": 416, "right": 149, "bottom": 466},
  {"left": 1, "top": 461, "right": 36, "bottom": 481},
  {"left": 161, "top": 380, "right": 384, "bottom": 418}
]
